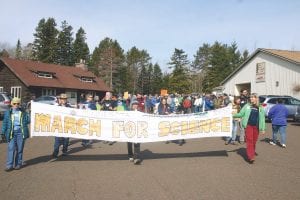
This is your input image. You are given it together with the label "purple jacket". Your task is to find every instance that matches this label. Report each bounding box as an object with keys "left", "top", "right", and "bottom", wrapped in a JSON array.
[{"left": 268, "top": 104, "right": 289, "bottom": 125}]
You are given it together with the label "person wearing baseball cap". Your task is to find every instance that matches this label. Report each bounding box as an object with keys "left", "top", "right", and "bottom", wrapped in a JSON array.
[{"left": 52, "top": 94, "right": 71, "bottom": 158}]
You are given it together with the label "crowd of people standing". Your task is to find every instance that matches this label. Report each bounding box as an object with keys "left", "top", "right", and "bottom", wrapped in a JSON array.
[{"left": 1, "top": 88, "right": 290, "bottom": 171}]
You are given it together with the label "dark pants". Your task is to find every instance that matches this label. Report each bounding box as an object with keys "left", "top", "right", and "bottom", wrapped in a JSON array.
[
  {"left": 127, "top": 142, "right": 140, "bottom": 159},
  {"left": 53, "top": 137, "right": 69, "bottom": 156}
]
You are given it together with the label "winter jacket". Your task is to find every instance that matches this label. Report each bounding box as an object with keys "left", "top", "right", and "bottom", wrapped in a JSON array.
[
  {"left": 268, "top": 104, "right": 289, "bottom": 126},
  {"left": 1, "top": 108, "right": 30, "bottom": 141},
  {"left": 233, "top": 103, "right": 266, "bottom": 132}
]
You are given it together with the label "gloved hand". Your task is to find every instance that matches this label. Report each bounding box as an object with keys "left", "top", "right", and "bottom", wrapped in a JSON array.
[{"left": 1, "top": 134, "right": 7, "bottom": 143}]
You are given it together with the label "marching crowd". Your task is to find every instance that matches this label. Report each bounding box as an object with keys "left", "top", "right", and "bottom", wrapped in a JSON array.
[{"left": 1, "top": 89, "right": 289, "bottom": 171}]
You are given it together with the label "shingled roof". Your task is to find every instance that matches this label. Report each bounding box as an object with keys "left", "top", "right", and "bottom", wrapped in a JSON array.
[
  {"left": 261, "top": 49, "right": 300, "bottom": 64},
  {"left": 0, "top": 57, "right": 111, "bottom": 91}
]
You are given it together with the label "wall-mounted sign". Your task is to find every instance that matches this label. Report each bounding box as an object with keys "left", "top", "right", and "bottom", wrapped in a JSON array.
[{"left": 256, "top": 62, "right": 265, "bottom": 82}]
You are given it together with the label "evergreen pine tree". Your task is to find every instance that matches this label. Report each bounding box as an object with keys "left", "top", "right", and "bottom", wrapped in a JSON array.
[
  {"left": 91, "top": 37, "right": 124, "bottom": 90},
  {"left": 73, "top": 27, "right": 90, "bottom": 65},
  {"left": 152, "top": 63, "right": 163, "bottom": 94},
  {"left": 125, "top": 47, "right": 151, "bottom": 93},
  {"left": 32, "top": 18, "right": 58, "bottom": 63},
  {"left": 168, "top": 48, "right": 191, "bottom": 93},
  {"left": 15, "top": 39, "right": 22, "bottom": 59},
  {"left": 56, "top": 20, "right": 74, "bottom": 66}
]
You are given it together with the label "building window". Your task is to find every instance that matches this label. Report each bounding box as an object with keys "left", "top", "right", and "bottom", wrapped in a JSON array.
[
  {"left": 276, "top": 81, "right": 279, "bottom": 87},
  {"left": 80, "top": 77, "right": 93, "bottom": 83},
  {"left": 0, "top": 87, "right": 3, "bottom": 92},
  {"left": 70, "top": 92, "right": 76, "bottom": 98},
  {"left": 42, "top": 88, "right": 56, "bottom": 96},
  {"left": 11, "top": 86, "right": 22, "bottom": 98},
  {"left": 37, "top": 72, "right": 54, "bottom": 79}
]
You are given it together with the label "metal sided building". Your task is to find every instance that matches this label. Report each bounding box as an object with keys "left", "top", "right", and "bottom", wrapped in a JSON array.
[{"left": 221, "top": 48, "right": 300, "bottom": 99}]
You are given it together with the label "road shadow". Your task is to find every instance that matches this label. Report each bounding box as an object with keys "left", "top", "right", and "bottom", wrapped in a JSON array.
[
  {"left": 227, "top": 147, "right": 248, "bottom": 162},
  {"left": 141, "top": 149, "right": 228, "bottom": 159},
  {"left": 260, "top": 137, "right": 271, "bottom": 143},
  {"left": 24, "top": 155, "right": 54, "bottom": 166},
  {"left": 69, "top": 139, "right": 102, "bottom": 146},
  {"left": 24, "top": 149, "right": 228, "bottom": 166}
]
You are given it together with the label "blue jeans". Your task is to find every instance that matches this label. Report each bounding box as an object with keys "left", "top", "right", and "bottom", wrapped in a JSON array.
[
  {"left": 272, "top": 125, "right": 287, "bottom": 144},
  {"left": 6, "top": 131, "right": 24, "bottom": 168},
  {"left": 226, "top": 120, "right": 238, "bottom": 142},
  {"left": 194, "top": 106, "right": 200, "bottom": 113},
  {"left": 53, "top": 137, "right": 69, "bottom": 156},
  {"left": 239, "top": 121, "right": 245, "bottom": 142}
]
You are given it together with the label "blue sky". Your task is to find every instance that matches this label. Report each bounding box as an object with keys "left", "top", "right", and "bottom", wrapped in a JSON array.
[{"left": 0, "top": 0, "right": 299, "bottom": 71}]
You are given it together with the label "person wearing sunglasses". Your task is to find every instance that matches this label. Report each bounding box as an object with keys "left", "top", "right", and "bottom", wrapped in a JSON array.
[{"left": 1, "top": 97, "right": 30, "bottom": 172}]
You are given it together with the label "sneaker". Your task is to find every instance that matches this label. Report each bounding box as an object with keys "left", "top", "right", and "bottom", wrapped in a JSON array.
[
  {"left": 281, "top": 144, "right": 286, "bottom": 148},
  {"left": 225, "top": 141, "right": 230, "bottom": 145},
  {"left": 231, "top": 141, "right": 238, "bottom": 145},
  {"left": 14, "top": 165, "right": 21, "bottom": 170},
  {"left": 133, "top": 159, "right": 141, "bottom": 165},
  {"left": 129, "top": 157, "right": 134, "bottom": 162},
  {"left": 269, "top": 141, "right": 276, "bottom": 145},
  {"left": 52, "top": 154, "right": 58, "bottom": 159},
  {"left": 5, "top": 167, "right": 13, "bottom": 172}
]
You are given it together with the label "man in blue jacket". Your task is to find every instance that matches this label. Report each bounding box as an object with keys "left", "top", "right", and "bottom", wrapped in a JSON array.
[
  {"left": 1, "top": 97, "right": 30, "bottom": 172},
  {"left": 268, "top": 98, "right": 289, "bottom": 148}
]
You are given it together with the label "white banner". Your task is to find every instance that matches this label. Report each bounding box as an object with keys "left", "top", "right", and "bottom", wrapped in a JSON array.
[{"left": 30, "top": 102, "right": 232, "bottom": 143}]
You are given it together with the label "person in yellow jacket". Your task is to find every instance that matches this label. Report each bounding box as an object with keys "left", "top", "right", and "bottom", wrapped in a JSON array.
[{"left": 233, "top": 93, "right": 266, "bottom": 164}]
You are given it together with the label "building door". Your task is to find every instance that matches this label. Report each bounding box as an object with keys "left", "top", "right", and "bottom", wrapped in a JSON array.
[{"left": 235, "top": 83, "right": 251, "bottom": 96}]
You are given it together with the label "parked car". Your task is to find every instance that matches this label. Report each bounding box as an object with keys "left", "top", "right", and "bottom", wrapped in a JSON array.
[
  {"left": 295, "top": 105, "right": 300, "bottom": 122},
  {"left": 0, "top": 92, "right": 11, "bottom": 119},
  {"left": 259, "top": 95, "right": 300, "bottom": 121},
  {"left": 34, "top": 95, "right": 58, "bottom": 105}
]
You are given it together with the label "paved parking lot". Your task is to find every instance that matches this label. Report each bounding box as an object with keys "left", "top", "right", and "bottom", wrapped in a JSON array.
[{"left": 0, "top": 120, "right": 300, "bottom": 200}]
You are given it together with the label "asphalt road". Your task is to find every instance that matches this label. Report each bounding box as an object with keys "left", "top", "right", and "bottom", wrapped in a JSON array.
[{"left": 0, "top": 120, "right": 300, "bottom": 200}]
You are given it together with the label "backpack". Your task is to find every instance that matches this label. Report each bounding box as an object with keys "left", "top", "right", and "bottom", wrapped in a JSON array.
[{"left": 183, "top": 99, "right": 191, "bottom": 108}]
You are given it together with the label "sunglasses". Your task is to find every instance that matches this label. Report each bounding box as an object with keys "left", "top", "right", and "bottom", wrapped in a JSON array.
[{"left": 13, "top": 103, "right": 20, "bottom": 105}]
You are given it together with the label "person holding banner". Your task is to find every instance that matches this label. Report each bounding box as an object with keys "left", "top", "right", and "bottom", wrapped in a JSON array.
[
  {"left": 1, "top": 97, "right": 30, "bottom": 171},
  {"left": 158, "top": 98, "right": 172, "bottom": 144},
  {"left": 81, "top": 94, "right": 97, "bottom": 147},
  {"left": 101, "top": 92, "right": 117, "bottom": 145},
  {"left": 233, "top": 93, "right": 265, "bottom": 164},
  {"left": 127, "top": 100, "right": 141, "bottom": 165},
  {"left": 52, "top": 93, "right": 71, "bottom": 158}
]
